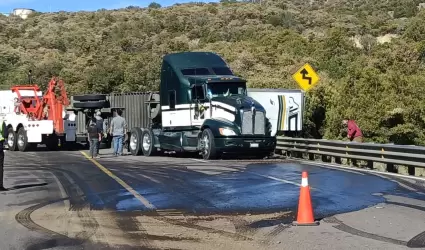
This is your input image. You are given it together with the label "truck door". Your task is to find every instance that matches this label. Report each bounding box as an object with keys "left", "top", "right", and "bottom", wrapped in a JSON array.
[
  {"left": 190, "top": 84, "right": 207, "bottom": 126},
  {"left": 164, "top": 90, "right": 177, "bottom": 127}
]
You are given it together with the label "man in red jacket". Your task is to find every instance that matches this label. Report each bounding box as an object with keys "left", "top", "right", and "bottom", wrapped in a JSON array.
[{"left": 343, "top": 119, "right": 363, "bottom": 142}]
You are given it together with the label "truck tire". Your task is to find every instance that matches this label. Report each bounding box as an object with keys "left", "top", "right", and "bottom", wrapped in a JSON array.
[
  {"left": 129, "top": 127, "right": 143, "bottom": 156},
  {"left": 73, "top": 94, "right": 106, "bottom": 102},
  {"left": 17, "top": 127, "right": 30, "bottom": 152},
  {"left": 141, "top": 129, "right": 159, "bottom": 156},
  {"left": 7, "top": 127, "right": 17, "bottom": 151},
  {"left": 73, "top": 101, "right": 107, "bottom": 109},
  {"left": 200, "top": 128, "right": 217, "bottom": 160}
]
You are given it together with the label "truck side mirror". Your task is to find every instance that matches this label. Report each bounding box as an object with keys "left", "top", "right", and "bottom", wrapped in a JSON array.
[
  {"left": 198, "top": 85, "right": 206, "bottom": 100},
  {"left": 202, "top": 85, "right": 212, "bottom": 100},
  {"left": 191, "top": 85, "right": 206, "bottom": 102}
]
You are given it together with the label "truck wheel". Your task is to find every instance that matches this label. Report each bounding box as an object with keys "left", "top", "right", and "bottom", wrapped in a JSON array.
[
  {"left": 141, "top": 129, "right": 158, "bottom": 156},
  {"left": 7, "top": 128, "right": 17, "bottom": 151},
  {"left": 200, "top": 128, "right": 217, "bottom": 160},
  {"left": 129, "top": 127, "right": 143, "bottom": 155},
  {"left": 17, "top": 127, "right": 30, "bottom": 152}
]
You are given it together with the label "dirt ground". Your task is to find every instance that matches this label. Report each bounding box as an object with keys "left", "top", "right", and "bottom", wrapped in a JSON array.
[{"left": 30, "top": 202, "right": 292, "bottom": 249}]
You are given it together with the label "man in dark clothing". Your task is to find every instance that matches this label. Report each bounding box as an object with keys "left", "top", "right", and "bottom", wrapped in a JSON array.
[
  {"left": 94, "top": 111, "right": 104, "bottom": 155},
  {"left": 343, "top": 119, "right": 363, "bottom": 142},
  {"left": 0, "top": 121, "right": 8, "bottom": 191},
  {"left": 87, "top": 117, "right": 102, "bottom": 159}
]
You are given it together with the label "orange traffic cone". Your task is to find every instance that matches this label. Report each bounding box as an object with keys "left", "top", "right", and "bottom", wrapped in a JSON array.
[{"left": 292, "top": 171, "right": 320, "bottom": 226}]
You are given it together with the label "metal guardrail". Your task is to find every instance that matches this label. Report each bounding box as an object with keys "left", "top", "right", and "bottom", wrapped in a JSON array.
[{"left": 276, "top": 137, "right": 425, "bottom": 176}]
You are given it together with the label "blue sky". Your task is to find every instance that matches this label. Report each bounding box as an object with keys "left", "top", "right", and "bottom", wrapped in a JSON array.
[{"left": 0, "top": 0, "right": 219, "bottom": 13}]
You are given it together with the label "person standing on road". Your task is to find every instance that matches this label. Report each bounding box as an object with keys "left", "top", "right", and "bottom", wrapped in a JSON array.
[
  {"left": 343, "top": 119, "right": 363, "bottom": 142},
  {"left": 87, "top": 117, "right": 101, "bottom": 159},
  {"left": 0, "top": 120, "right": 8, "bottom": 191},
  {"left": 94, "top": 111, "right": 104, "bottom": 155},
  {"left": 109, "top": 109, "right": 127, "bottom": 156}
]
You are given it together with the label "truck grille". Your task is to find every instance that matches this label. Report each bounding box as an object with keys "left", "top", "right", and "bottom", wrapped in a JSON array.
[{"left": 241, "top": 110, "right": 265, "bottom": 135}]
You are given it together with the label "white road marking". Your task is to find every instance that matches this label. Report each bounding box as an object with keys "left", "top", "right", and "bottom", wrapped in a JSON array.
[
  {"left": 50, "top": 172, "right": 71, "bottom": 210},
  {"left": 189, "top": 159, "right": 318, "bottom": 189},
  {"left": 299, "top": 161, "right": 365, "bottom": 175},
  {"left": 296, "top": 159, "right": 425, "bottom": 181},
  {"left": 191, "top": 158, "right": 209, "bottom": 163},
  {"left": 391, "top": 180, "right": 417, "bottom": 191},
  {"left": 138, "top": 173, "right": 161, "bottom": 184},
  {"left": 248, "top": 172, "right": 301, "bottom": 187}
]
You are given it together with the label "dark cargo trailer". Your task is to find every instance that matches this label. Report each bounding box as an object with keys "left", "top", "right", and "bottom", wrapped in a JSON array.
[{"left": 71, "top": 92, "right": 151, "bottom": 147}]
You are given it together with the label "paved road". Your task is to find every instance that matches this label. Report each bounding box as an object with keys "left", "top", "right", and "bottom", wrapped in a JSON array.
[{"left": 1, "top": 148, "right": 425, "bottom": 249}]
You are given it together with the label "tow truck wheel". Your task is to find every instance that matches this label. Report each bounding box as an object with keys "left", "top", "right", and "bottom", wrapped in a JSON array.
[
  {"left": 129, "top": 127, "right": 143, "bottom": 156},
  {"left": 200, "top": 128, "right": 217, "bottom": 160},
  {"left": 7, "top": 128, "right": 17, "bottom": 151},
  {"left": 141, "top": 129, "right": 158, "bottom": 156},
  {"left": 17, "top": 127, "right": 30, "bottom": 152}
]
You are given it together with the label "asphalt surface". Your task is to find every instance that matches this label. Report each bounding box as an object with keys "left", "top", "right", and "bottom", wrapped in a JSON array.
[{"left": 1, "top": 147, "right": 425, "bottom": 249}]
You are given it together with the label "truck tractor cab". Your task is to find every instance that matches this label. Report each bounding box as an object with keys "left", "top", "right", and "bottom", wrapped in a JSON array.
[{"left": 129, "top": 52, "right": 276, "bottom": 160}]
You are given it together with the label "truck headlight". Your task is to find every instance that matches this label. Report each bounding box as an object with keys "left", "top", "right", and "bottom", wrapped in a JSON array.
[{"left": 219, "top": 128, "right": 236, "bottom": 136}]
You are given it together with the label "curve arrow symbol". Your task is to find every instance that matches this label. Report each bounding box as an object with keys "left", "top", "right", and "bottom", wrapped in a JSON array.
[{"left": 300, "top": 68, "right": 312, "bottom": 85}]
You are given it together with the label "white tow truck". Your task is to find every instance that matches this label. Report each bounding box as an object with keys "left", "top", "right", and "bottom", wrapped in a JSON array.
[{"left": 0, "top": 77, "right": 77, "bottom": 151}]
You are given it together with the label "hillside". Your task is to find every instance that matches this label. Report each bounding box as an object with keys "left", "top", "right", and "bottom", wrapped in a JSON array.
[{"left": 0, "top": 0, "right": 424, "bottom": 144}]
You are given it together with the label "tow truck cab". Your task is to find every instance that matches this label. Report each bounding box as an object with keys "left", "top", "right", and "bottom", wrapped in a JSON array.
[{"left": 129, "top": 52, "right": 276, "bottom": 159}]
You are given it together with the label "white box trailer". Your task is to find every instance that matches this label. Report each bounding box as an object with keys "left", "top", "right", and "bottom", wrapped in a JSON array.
[{"left": 247, "top": 88, "right": 305, "bottom": 137}]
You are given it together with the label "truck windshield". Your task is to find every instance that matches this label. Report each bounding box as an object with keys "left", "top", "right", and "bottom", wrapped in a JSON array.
[{"left": 206, "top": 82, "right": 246, "bottom": 98}]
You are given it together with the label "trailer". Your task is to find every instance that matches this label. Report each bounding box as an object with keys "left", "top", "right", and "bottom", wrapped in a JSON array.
[
  {"left": 126, "top": 52, "right": 277, "bottom": 160},
  {"left": 0, "top": 77, "right": 77, "bottom": 151},
  {"left": 246, "top": 88, "right": 305, "bottom": 137},
  {"left": 70, "top": 94, "right": 127, "bottom": 149}
]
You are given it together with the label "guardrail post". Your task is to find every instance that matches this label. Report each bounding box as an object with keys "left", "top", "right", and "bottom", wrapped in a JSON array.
[
  {"left": 294, "top": 141, "right": 302, "bottom": 159},
  {"left": 334, "top": 156, "right": 341, "bottom": 164},
  {"left": 309, "top": 142, "right": 317, "bottom": 161},
  {"left": 366, "top": 161, "right": 373, "bottom": 169},
  {"left": 386, "top": 163, "right": 396, "bottom": 173},
  {"left": 318, "top": 143, "right": 330, "bottom": 162},
  {"left": 408, "top": 166, "right": 415, "bottom": 176},
  {"left": 345, "top": 145, "right": 359, "bottom": 167}
]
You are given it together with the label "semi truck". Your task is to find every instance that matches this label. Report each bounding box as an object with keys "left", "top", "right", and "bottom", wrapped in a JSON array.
[{"left": 128, "top": 52, "right": 277, "bottom": 160}]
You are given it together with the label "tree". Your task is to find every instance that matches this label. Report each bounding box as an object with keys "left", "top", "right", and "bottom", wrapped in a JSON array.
[{"left": 148, "top": 2, "right": 161, "bottom": 8}]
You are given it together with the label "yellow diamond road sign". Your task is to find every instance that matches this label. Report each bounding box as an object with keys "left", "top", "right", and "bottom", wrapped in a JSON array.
[{"left": 292, "top": 63, "right": 320, "bottom": 92}]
